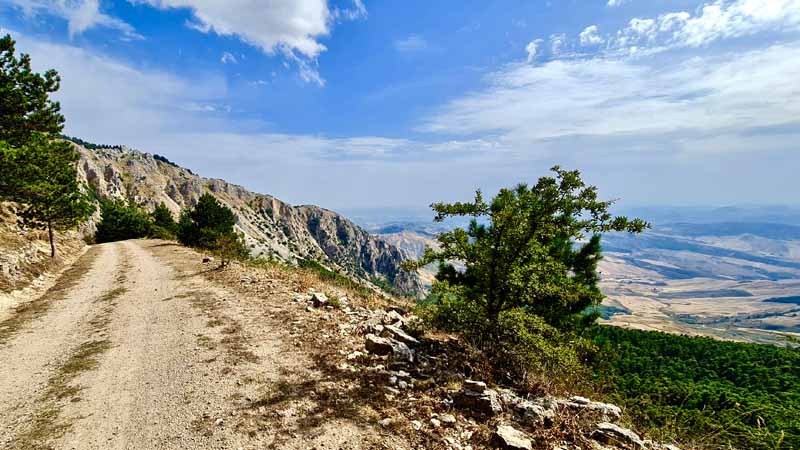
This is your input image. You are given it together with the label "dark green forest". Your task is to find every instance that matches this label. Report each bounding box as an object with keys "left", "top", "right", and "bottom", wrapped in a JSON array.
[{"left": 591, "top": 326, "right": 800, "bottom": 449}]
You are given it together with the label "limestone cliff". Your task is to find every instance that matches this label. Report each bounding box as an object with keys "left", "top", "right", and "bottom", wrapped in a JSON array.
[{"left": 76, "top": 144, "right": 422, "bottom": 295}]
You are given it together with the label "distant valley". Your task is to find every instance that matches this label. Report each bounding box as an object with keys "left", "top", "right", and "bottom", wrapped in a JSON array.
[{"left": 356, "top": 208, "right": 800, "bottom": 346}]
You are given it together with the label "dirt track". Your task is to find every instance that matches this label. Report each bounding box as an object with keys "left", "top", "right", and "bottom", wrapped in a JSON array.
[{"left": 0, "top": 240, "right": 382, "bottom": 450}]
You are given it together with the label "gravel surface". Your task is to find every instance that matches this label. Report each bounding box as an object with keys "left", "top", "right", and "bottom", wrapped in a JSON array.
[{"left": 0, "top": 240, "right": 385, "bottom": 449}]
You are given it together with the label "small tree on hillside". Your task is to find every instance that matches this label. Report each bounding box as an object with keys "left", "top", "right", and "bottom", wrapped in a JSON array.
[
  {"left": 214, "top": 232, "right": 249, "bottom": 268},
  {"left": 150, "top": 201, "right": 177, "bottom": 238},
  {"left": 14, "top": 136, "right": 95, "bottom": 256},
  {"left": 406, "top": 166, "right": 648, "bottom": 333},
  {"left": 0, "top": 34, "right": 92, "bottom": 256},
  {"left": 177, "top": 193, "right": 239, "bottom": 249}
]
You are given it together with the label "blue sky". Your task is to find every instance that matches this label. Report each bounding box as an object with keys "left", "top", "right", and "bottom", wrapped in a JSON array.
[{"left": 1, "top": 0, "right": 799, "bottom": 211}]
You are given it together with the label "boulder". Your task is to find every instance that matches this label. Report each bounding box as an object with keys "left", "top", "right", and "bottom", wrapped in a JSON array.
[
  {"left": 439, "top": 414, "right": 457, "bottom": 426},
  {"left": 364, "top": 334, "right": 414, "bottom": 362},
  {"left": 381, "top": 324, "right": 419, "bottom": 345},
  {"left": 558, "top": 396, "right": 622, "bottom": 421},
  {"left": 497, "top": 388, "right": 556, "bottom": 426},
  {"left": 491, "top": 424, "right": 532, "bottom": 450},
  {"left": 464, "top": 380, "right": 487, "bottom": 393},
  {"left": 455, "top": 388, "right": 502, "bottom": 416},
  {"left": 515, "top": 400, "right": 555, "bottom": 426},
  {"left": 591, "top": 422, "right": 645, "bottom": 449},
  {"left": 311, "top": 292, "right": 328, "bottom": 307},
  {"left": 383, "top": 310, "right": 405, "bottom": 325}
]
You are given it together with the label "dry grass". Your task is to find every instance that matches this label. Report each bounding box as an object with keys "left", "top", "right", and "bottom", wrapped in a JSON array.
[{"left": 0, "top": 203, "right": 86, "bottom": 293}]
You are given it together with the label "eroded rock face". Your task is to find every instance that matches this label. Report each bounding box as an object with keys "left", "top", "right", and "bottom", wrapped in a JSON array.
[{"left": 73, "top": 143, "right": 422, "bottom": 295}]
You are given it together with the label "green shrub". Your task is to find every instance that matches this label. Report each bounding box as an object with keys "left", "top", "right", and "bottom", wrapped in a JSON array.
[
  {"left": 419, "top": 284, "right": 589, "bottom": 388},
  {"left": 94, "top": 199, "right": 152, "bottom": 243},
  {"left": 215, "top": 232, "right": 248, "bottom": 267},
  {"left": 177, "top": 193, "right": 236, "bottom": 249},
  {"left": 151, "top": 202, "right": 176, "bottom": 237}
]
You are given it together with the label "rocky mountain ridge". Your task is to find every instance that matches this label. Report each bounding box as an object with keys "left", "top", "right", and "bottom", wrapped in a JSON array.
[{"left": 75, "top": 143, "right": 422, "bottom": 295}]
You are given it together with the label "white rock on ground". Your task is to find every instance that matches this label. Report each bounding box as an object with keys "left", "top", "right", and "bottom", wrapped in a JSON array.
[{"left": 491, "top": 424, "right": 533, "bottom": 450}]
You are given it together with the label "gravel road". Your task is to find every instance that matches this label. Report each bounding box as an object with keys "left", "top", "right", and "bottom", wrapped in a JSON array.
[{"left": 0, "top": 240, "right": 375, "bottom": 449}]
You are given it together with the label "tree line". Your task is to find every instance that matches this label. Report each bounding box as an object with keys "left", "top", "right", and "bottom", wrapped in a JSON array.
[{"left": 591, "top": 326, "right": 800, "bottom": 449}]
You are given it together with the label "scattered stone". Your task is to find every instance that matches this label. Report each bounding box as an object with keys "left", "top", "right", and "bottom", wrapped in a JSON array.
[
  {"left": 515, "top": 400, "right": 556, "bottom": 426},
  {"left": 387, "top": 305, "right": 408, "bottom": 315},
  {"left": 364, "top": 334, "right": 414, "bottom": 362},
  {"left": 383, "top": 310, "right": 405, "bottom": 325},
  {"left": 455, "top": 388, "right": 502, "bottom": 416},
  {"left": 430, "top": 418, "right": 441, "bottom": 428},
  {"left": 464, "top": 380, "right": 487, "bottom": 393},
  {"left": 311, "top": 292, "right": 328, "bottom": 307},
  {"left": 491, "top": 424, "right": 533, "bottom": 450},
  {"left": 345, "top": 350, "right": 364, "bottom": 360},
  {"left": 411, "top": 420, "right": 423, "bottom": 431},
  {"left": 214, "top": 418, "right": 224, "bottom": 427},
  {"left": 381, "top": 324, "right": 420, "bottom": 345},
  {"left": 591, "top": 422, "right": 645, "bottom": 448},
  {"left": 439, "top": 414, "right": 457, "bottom": 426},
  {"left": 559, "top": 396, "right": 622, "bottom": 421},
  {"left": 202, "top": 256, "right": 214, "bottom": 263},
  {"left": 379, "top": 418, "right": 393, "bottom": 428}
]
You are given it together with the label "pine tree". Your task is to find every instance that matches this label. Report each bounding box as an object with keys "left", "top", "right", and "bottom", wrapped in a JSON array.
[
  {"left": 151, "top": 201, "right": 177, "bottom": 236},
  {"left": 0, "top": 34, "right": 94, "bottom": 257},
  {"left": 177, "top": 193, "right": 237, "bottom": 249},
  {"left": 406, "top": 166, "right": 649, "bottom": 332},
  {"left": 0, "top": 34, "right": 64, "bottom": 147},
  {"left": 15, "top": 136, "right": 95, "bottom": 257}
]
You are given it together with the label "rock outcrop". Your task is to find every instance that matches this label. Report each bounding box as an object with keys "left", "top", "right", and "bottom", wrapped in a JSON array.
[{"left": 74, "top": 144, "right": 422, "bottom": 295}]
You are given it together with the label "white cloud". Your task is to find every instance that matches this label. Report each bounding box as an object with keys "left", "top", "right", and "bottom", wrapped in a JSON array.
[
  {"left": 8, "top": 0, "right": 142, "bottom": 39},
  {"left": 132, "top": 0, "right": 330, "bottom": 58},
  {"left": 579, "top": 25, "right": 604, "bottom": 46},
  {"left": 394, "top": 34, "right": 428, "bottom": 52},
  {"left": 549, "top": 33, "right": 567, "bottom": 55},
  {"left": 220, "top": 51, "right": 237, "bottom": 64},
  {"left": 421, "top": 43, "right": 800, "bottom": 145},
  {"left": 525, "top": 39, "right": 543, "bottom": 62},
  {"left": 611, "top": 0, "right": 800, "bottom": 52},
  {"left": 131, "top": 0, "right": 366, "bottom": 85},
  {"left": 8, "top": 28, "right": 800, "bottom": 209},
  {"left": 607, "top": 0, "right": 628, "bottom": 7}
]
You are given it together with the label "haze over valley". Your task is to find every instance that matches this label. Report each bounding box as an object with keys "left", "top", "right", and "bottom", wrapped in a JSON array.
[{"left": 362, "top": 207, "right": 800, "bottom": 346}]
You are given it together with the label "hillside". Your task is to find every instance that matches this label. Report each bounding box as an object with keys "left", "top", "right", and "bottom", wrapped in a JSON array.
[{"left": 73, "top": 143, "right": 422, "bottom": 295}]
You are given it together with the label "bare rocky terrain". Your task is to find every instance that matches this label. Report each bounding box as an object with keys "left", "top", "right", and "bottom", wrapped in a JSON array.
[
  {"left": 0, "top": 239, "right": 680, "bottom": 450},
  {"left": 74, "top": 143, "right": 421, "bottom": 295}
]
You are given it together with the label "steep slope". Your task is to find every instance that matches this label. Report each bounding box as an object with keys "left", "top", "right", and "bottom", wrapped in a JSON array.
[{"left": 75, "top": 144, "right": 421, "bottom": 294}]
